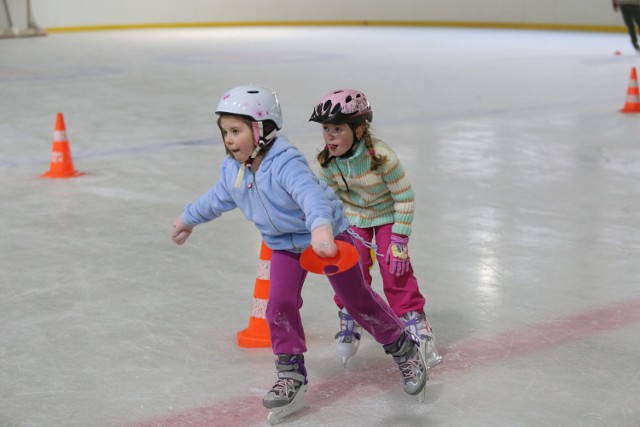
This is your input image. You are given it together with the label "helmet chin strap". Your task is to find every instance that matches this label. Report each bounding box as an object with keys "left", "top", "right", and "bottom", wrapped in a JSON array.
[
  {"left": 340, "top": 132, "right": 361, "bottom": 159},
  {"left": 234, "top": 121, "right": 278, "bottom": 188},
  {"left": 321, "top": 133, "right": 361, "bottom": 168}
]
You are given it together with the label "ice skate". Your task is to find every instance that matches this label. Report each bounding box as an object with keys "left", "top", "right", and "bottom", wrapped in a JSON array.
[
  {"left": 335, "top": 308, "right": 362, "bottom": 367},
  {"left": 384, "top": 330, "right": 428, "bottom": 402},
  {"left": 263, "top": 354, "right": 308, "bottom": 425},
  {"left": 402, "top": 310, "right": 443, "bottom": 368}
]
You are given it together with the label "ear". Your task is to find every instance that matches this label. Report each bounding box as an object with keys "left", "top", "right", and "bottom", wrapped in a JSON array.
[
  {"left": 355, "top": 125, "right": 365, "bottom": 140},
  {"left": 252, "top": 121, "right": 262, "bottom": 146}
]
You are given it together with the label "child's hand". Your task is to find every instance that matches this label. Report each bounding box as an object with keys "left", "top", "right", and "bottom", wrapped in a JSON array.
[
  {"left": 385, "top": 234, "right": 411, "bottom": 277},
  {"left": 311, "top": 224, "right": 338, "bottom": 258},
  {"left": 172, "top": 217, "right": 194, "bottom": 245}
]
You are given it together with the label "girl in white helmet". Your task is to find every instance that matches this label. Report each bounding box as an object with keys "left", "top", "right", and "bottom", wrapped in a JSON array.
[
  {"left": 171, "top": 85, "right": 428, "bottom": 423},
  {"left": 309, "top": 89, "right": 442, "bottom": 369}
]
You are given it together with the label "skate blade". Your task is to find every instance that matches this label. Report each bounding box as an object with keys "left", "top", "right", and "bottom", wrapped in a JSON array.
[
  {"left": 418, "top": 381, "right": 427, "bottom": 403},
  {"left": 417, "top": 341, "right": 429, "bottom": 404},
  {"left": 427, "top": 353, "right": 443, "bottom": 368},
  {"left": 424, "top": 338, "right": 443, "bottom": 368},
  {"left": 267, "top": 384, "right": 307, "bottom": 425},
  {"left": 336, "top": 345, "right": 358, "bottom": 367}
]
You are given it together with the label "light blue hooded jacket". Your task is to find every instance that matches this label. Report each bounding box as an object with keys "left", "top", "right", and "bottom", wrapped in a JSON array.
[{"left": 181, "top": 136, "right": 349, "bottom": 252}]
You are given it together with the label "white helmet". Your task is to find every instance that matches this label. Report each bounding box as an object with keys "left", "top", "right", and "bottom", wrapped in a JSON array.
[{"left": 215, "top": 84, "right": 283, "bottom": 130}]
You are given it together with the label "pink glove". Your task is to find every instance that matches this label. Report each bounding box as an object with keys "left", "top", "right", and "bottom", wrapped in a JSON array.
[{"left": 385, "top": 234, "right": 411, "bottom": 277}]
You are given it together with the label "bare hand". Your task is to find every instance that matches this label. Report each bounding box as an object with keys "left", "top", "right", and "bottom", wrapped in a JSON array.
[
  {"left": 311, "top": 224, "right": 338, "bottom": 258},
  {"left": 171, "top": 217, "right": 194, "bottom": 245}
]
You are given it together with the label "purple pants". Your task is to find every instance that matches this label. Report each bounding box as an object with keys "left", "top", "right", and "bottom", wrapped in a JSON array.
[
  {"left": 334, "top": 224, "right": 426, "bottom": 317},
  {"left": 266, "top": 231, "right": 405, "bottom": 355}
]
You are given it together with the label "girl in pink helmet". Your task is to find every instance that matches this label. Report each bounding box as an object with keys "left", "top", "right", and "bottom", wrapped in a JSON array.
[
  {"left": 172, "top": 85, "right": 428, "bottom": 423},
  {"left": 310, "top": 89, "right": 442, "bottom": 368}
]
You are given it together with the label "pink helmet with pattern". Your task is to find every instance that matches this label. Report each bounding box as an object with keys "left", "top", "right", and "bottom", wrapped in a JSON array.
[{"left": 309, "top": 89, "right": 373, "bottom": 124}]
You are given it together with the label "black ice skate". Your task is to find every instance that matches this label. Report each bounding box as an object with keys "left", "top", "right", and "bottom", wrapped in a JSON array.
[
  {"left": 263, "top": 354, "right": 308, "bottom": 425},
  {"left": 384, "top": 330, "right": 428, "bottom": 403}
]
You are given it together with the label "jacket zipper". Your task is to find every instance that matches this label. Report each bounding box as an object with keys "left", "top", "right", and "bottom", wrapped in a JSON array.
[{"left": 252, "top": 171, "right": 283, "bottom": 234}]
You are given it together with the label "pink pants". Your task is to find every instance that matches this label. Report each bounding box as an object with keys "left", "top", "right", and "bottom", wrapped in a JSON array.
[
  {"left": 266, "top": 231, "right": 405, "bottom": 355},
  {"left": 334, "top": 224, "right": 426, "bottom": 317}
]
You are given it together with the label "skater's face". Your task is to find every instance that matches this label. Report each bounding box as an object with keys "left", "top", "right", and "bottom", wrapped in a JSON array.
[
  {"left": 219, "top": 116, "right": 255, "bottom": 163},
  {"left": 322, "top": 123, "right": 362, "bottom": 157}
]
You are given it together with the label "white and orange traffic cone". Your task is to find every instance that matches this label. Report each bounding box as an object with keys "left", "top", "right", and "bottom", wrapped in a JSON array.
[
  {"left": 620, "top": 67, "right": 640, "bottom": 113},
  {"left": 41, "top": 113, "right": 85, "bottom": 178},
  {"left": 237, "top": 241, "right": 272, "bottom": 348}
]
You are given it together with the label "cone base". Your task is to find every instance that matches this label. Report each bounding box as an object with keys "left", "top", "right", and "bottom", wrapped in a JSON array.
[
  {"left": 237, "top": 328, "right": 271, "bottom": 348},
  {"left": 620, "top": 107, "right": 640, "bottom": 113},
  {"left": 41, "top": 170, "right": 86, "bottom": 179}
]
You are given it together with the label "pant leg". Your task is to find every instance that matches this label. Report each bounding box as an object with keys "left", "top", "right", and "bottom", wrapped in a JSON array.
[
  {"left": 621, "top": 5, "right": 639, "bottom": 46},
  {"left": 631, "top": 5, "right": 640, "bottom": 35},
  {"left": 333, "top": 226, "right": 375, "bottom": 309},
  {"left": 328, "top": 231, "right": 405, "bottom": 346},
  {"left": 267, "top": 249, "right": 307, "bottom": 355},
  {"left": 373, "top": 224, "right": 426, "bottom": 316}
]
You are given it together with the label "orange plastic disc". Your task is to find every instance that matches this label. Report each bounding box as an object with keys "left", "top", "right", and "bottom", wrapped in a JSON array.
[{"left": 300, "top": 240, "right": 359, "bottom": 275}]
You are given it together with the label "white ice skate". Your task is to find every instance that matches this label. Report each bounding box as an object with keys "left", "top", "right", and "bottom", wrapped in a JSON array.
[
  {"left": 335, "top": 308, "right": 362, "bottom": 367},
  {"left": 402, "top": 311, "right": 443, "bottom": 368},
  {"left": 263, "top": 354, "right": 308, "bottom": 424}
]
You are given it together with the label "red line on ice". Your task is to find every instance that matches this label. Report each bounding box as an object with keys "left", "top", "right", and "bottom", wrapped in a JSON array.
[{"left": 133, "top": 297, "right": 640, "bottom": 426}]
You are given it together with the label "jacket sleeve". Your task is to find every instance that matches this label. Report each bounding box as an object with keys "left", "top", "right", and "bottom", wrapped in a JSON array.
[
  {"left": 279, "top": 152, "right": 337, "bottom": 232},
  {"left": 380, "top": 147, "right": 415, "bottom": 236},
  {"left": 181, "top": 161, "right": 237, "bottom": 226}
]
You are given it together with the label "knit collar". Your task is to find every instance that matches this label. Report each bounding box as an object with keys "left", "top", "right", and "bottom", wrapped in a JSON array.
[{"left": 338, "top": 138, "right": 366, "bottom": 161}]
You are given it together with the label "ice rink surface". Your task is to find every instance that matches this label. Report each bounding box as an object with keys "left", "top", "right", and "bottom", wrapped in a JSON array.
[{"left": 1, "top": 26, "right": 640, "bottom": 427}]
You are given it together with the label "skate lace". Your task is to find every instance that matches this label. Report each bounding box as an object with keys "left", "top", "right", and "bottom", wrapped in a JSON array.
[
  {"left": 336, "top": 311, "right": 361, "bottom": 340},
  {"left": 403, "top": 313, "right": 429, "bottom": 339},
  {"left": 398, "top": 358, "right": 422, "bottom": 381},
  {"left": 335, "top": 328, "right": 361, "bottom": 340},
  {"left": 270, "top": 378, "right": 299, "bottom": 398}
]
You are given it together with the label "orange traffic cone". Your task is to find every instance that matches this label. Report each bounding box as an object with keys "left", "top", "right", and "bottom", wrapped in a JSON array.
[
  {"left": 620, "top": 67, "right": 640, "bottom": 113},
  {"left": 41, "top": 113, "right": 85, "bottom": 178},
  {"left": 237, "top": 241, "right": 272, "bottom": 348}
]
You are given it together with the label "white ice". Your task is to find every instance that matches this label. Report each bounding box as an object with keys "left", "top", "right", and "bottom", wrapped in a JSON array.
[{"left": 1, "top": 27, "right": 639, "bottom": 427}]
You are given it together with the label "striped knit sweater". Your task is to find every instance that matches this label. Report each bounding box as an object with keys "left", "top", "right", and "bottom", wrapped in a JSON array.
[{"left": 317, "top": 138, "right": 415, "bottom": 236}]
